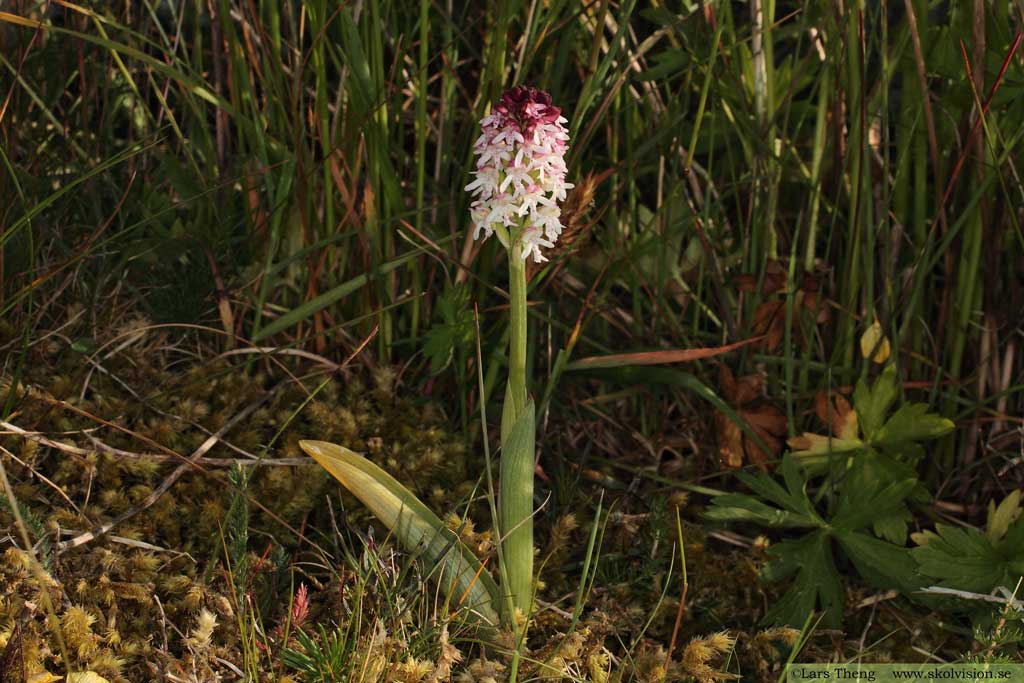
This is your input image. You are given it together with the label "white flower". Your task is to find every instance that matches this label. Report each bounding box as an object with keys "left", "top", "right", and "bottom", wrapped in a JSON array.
[{"left": 466, "top": 87, "right": 573, "bottom": 263}]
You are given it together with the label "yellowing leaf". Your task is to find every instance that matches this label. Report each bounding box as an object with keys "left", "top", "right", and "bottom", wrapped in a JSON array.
[
  {"left": 987, "top": 490, "right": 1022, "bottom": 543},
  {"left": 27, "top": 673, "right": 62, "bottom": 683},
  {"left": 859, "top": 320, "right": 891, "bottom": 363},
  {"left": 67, "top": 673, "right": 112, "bottom": 683},
  {"left": 787, "top": 432, "right": 863, "bottom": 459},
  {"left": 299, "top": 440, "right": 501, "bottom": 626}
]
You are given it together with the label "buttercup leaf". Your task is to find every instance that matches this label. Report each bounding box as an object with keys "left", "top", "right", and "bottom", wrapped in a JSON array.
[
  {"left": 986, "top": 490, "right": 1021, "bottom": 544},
  {"left": 835, "top": 531, "right": 920, "bottom": 593},
  {"left": 875, "top": 403, "right": 954, "bottom": 445},
  {"left": 912, "top": 523, "right": 1008, "bottom": 594},
  {"left": 761, "top": 530, "right": 844, "bottom": 629},
  {"left": 854, "top": 365, "right": 899, "bottom": 439}
]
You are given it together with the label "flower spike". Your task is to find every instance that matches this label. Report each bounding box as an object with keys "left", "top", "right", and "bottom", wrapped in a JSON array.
[{"left": 466, "top": 87, "right": 572, "bottom": 263}]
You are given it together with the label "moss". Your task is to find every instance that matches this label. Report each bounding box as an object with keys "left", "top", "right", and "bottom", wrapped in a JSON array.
[{"left": 0, "top": 341, "right": 995, "bottom": 681}]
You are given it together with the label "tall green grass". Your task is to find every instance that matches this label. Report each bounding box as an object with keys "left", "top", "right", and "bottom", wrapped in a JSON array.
[{"left": 1, "top": 0, "right": 1022, "bottom": 487}]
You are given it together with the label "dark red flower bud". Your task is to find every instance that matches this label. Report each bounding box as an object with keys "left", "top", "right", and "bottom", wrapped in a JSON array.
[{"left": 498, "top": 86, "right": 562, "bottom": 130}]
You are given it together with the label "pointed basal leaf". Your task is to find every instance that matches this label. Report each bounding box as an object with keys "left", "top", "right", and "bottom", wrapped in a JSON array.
[
  {"left": 300, "top": 440, "right": 501, "bottom": 626},
  {"left": 499, "top": 399, "right": 536, "bottom": 615}
]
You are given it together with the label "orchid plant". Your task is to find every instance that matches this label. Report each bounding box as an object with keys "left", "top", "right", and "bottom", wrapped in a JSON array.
[{"left": 300, "top": 87, "right": 571, "bottom": 635}]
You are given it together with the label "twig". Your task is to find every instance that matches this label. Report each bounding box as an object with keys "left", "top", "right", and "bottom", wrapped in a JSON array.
[
  {"left": 1, "top": 420, "right": 95, "bottom": 456},
  {"left": 1, "top": 421, "right": 311, "bottom": 468},
  {"left": 0, "top": 443, "right": 82, "bottom": 514},
  {"left": 215, "top": 346, "right": 343, "bottom": 370},
  {"left": 57, "top": 529, "right": 196, "bottom": 562},
  {"left": 918, "top": 586, "right": 1024, "bottom": 610}
]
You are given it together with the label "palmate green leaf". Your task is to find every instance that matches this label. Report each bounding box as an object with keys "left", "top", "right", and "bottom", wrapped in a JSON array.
[
  {"left": 912, "top": 523, "right": 1011, "bottom": 594},
  {"left": 913, "top": 491, "right": 1024, "bottom": 598},
  {"left": 854, "top": 364, "right": 899, "bottom": 439},
  {"left": 833, "top": 477, "right": 918, "bottom": 533},
  {"left": 761, "top": 530, "right": 844, "bottom": 629},
  {"left": 873, "top": 508, "right": 911, "bottom": 545},
  {"left": 423, "top": 284, "right": 474, "bottom": 374},
  {"left": 299, "top": 441, "right": 501, "bottom": 626},
  {"left": 703, "top": 493, "right": 815, "bottom": 528},
  {"left": 735, "top": 469, "right": 805, "bottom": 515},
  {"left": 836, "top": 530, "right": 922, "bottom": 593},
  {"left": 986, "top": 490, "right": 1022, "bottom": 543},
  {"left": 875, "top": 403, "right": 955, "bottom": 446},
  {"left": 737, "top": 454, "right": 821, "bottom": 519},
  {"left": 709, "top": 457, "right": 819, "bottom": 527}
]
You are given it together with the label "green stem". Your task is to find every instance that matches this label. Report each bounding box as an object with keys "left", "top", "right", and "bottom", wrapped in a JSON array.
[
  {"left": 508, "top": 247, "right": 528, "bottom": 417},
  {"left": 500, "top": 241, "right": 535, "bottom": 629}
]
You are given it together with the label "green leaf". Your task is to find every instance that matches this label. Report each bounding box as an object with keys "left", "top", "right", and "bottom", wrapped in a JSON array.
[
  {"left": 499, "top": 400, "right": 536, "bottom": 614},
  {"left": 833, "top": 456, "right": 917, "bottom": 533},
  {"left": 704, "top": 493, "right": 815, "bottom": 528},
  {"left": 986, "top": 490, "right": 1022, "bottom": 544},
  {"left": 873, "top": 509, "right": 910, "bottom": 545},
  {"left": 253, "top": 249, "right": 425, "bottom": 342},
  {"left": 833, "top": 478, "right": 916, "bottom": 532},
  {"left": 912, "top": 523, "right": 1008, "bottom": 594},
  {"left": 735, "top": 470, "right": 808, "bottom": 517},
  {"left": 854, "top": 365, "right": 899, "bottom": 438},
  {"left": 836, "top": 530, "right": 921, "bottom": 593},
  {"left": 422, "top": 284, "right": 474, "bottom": 374},
  {"left": 761, "top": 530, "right": 844, "bottom": 629},
  {"left": 1003, "top": 513, "right": 1024, "bottom": 549},
  {"left": 874, "top": 403, "right": 954, "bottom": 446},
  {"left": 779, "top": 454, "right": 807, "bottom": 508},
  {"left": 854, "top": 449, "right": 931, "bottom": 506},
  {"left": 299, "top": 440, "right": 501, "bottom": 626}
]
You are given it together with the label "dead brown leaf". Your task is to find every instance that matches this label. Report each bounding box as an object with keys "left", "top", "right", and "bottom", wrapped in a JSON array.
[
  {"left": 736, "top": 260, "right": 829, "bottom": 352},
  {"left": 814, "top": 391, "right": 859, "bottom": 441},
  {"left": 716, "top": 365, "right": 787, "bottom": 470}
]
